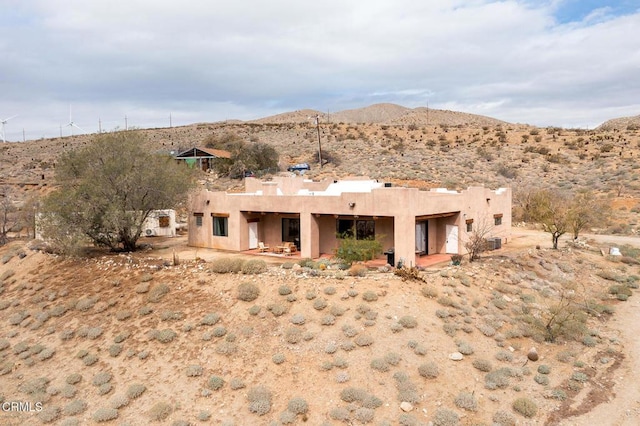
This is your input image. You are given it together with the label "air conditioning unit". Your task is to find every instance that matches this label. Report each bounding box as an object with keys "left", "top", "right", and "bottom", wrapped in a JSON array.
[
  {"left": 493, "top": 237, "right": 502, "bottom": 249},
  {"left": 144, "top": 229, "right": 155, "bottom": 236},
  {"left": 485, "top": 238, "right": 496, "bottom": 250}
]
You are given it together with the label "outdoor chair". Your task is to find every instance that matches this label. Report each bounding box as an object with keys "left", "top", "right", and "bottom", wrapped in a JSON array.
[{"left": 258, "top": 242, "right": 270, "bottom": 252}]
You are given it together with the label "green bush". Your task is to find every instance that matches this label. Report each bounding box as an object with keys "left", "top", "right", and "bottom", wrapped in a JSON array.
[{"left": 334, "top": 235, "right": 383, "bottom": 264}]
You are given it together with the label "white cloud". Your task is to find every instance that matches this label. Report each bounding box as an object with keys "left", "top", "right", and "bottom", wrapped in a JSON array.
[{"left": 0, "top": 0, "right": 638, "bottom": 140}]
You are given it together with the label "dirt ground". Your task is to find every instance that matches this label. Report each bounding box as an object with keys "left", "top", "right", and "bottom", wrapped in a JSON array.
[{"left": 0, "top": 229, "right": 639, "bottom": 425}]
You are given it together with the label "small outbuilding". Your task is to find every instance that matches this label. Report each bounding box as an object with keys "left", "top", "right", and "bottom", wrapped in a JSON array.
[{"left": 174, "top": 147, "right": 231, "bottom": 172}]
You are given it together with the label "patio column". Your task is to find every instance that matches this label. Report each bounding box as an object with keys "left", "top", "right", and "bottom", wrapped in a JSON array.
[
  {"left": 393, "top": 214, "right": 416, "bottom": 268},
  {"left": 300, "top": 213, "right": 319, "bottom": 259}
]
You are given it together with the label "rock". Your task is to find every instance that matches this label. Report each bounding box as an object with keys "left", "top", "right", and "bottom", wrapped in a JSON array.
[
  {"left": 528, "top": 347, "right": 539, "bottom": 361},
  {"left": 449, "top": 352, "right": 464, "bottom": 361},
  {"left": 400, "top": 401, "right": 413, "bottom": 412}
]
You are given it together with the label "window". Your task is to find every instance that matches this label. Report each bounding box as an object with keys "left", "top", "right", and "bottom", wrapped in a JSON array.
[
  {"left": 194, "top": 213, "right": 203, "bottom": 227},
  {"left": 213, "top": 216, "right": 228, "bottom": 237},
  {"left": 466, "top": 219, "right": 473, "bottom": 232},
  {"left": 281, "top": 218, "right": 300, "bottom": 242},
  {"left": 494, "top": 214, "right": 503, "bottom": 226},
  {"left": 159, "top": 215, "right": 170, "bottom": 228},
  {"left": 336, "top": 219, "right": 375, "bottom": 240}
]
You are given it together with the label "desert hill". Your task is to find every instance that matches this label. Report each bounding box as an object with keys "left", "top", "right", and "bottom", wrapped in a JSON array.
[
  {"left": 0, "top": 232, "right": 639, "bottom": 425},
  {"left": 253, "top": 103, "right": 507, "bottom": 127},
  {"left": 597, "top": 114, "right": 640, "bottom": 131}
]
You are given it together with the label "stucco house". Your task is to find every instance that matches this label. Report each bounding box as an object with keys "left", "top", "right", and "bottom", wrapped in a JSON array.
[{"left": 188, "top": 176, "right": 511, "bottom": 266}]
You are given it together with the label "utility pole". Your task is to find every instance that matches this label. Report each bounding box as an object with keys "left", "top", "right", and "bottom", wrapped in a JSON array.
[
  {"left": 169, "top": 113, "right": 172, "bottom": 128},
  {"left": 98, "top": 118, "right": 102, "bottom": 133},
  {"left": 125, "top": 115, "right": 128, "bottom": 131},
  {"left": 22, "top": 129, "right": 25, "bottom": 142},
  {"left": 315, "top": 114, "right": 323, "bottom": 168}
]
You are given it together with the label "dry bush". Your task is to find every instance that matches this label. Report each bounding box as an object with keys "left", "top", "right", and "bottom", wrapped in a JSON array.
[
  {"left": 63, "top": 399, "right": 87, "bottom": 416},
  {"left": 209, "top": 257, "right": 245, "bottom": 273},
  {"left": 248, "top": 385, "right": 272, "bottom": 416},
  {"left": 348, "top": 264, "right": 368, "bottom": 277},
  {"left": 146, "top": 283, "right": 169, "bottom": 303},
  {"left": 148, "top": 401, "right": 172, "bottom": 421},
  {"left": 126, "top": 383, "right": 146, "bottom": 400},
  {"left": 238, "top": 282, "right": 260, "bottom": 301},
  {"left": 207, "top": 376, "right": 225, "bottom": 390},
  {"left": 241, "top": 259, "right": 267, "bottom": 274},
  {"left": 512, "top": 397, "right": 537, "bottom": 418},
  {"left": 92, "top": 407, "right": 118, "bottom": 422}
]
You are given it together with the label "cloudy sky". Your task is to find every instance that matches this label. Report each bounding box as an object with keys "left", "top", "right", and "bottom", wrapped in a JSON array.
[{"left": 1, "top": 0, "right": 639, "bottom": 141}]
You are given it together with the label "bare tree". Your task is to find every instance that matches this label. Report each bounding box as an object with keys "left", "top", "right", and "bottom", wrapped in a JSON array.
[
  {"left": 0, "top": 186, "right": 17, "bottom": 246},
  {"left": 464, "top": 216, "right": 493, "bottom": 262}
]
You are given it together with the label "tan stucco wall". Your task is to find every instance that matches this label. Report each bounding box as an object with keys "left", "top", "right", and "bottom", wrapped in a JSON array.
[{"left": 188, "top": 178, "right": 511, "bottom": 264}]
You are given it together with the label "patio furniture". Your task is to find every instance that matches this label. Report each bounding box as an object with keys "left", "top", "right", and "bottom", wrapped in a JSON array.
[
  {"left": 274, "top": 245, "right": 285, "bottom": 254},
  {"left": 283, "top": 242, "right": 297, "bottom": 253},
  {"left": 258, "top": 242, "right": 270, "bottom": 252}
]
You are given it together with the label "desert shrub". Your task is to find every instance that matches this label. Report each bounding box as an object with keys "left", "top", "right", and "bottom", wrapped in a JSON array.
[
  {"left": 242, "top": 259, "right": 267, "bottom": 274},
  {"left": 455, "top": 391, "right": 477, "bottom": 411},
  {"left": 534, "top": 374, "right": 549, "bottom": 385},
  {"left": 432, "top": 408, "right": 459, "bottom": 426},
  {"left": 126, "top": 383, "right": 146, "bottom": 399},
  {"left": 83, "top": 353, "right": 98, "bottom": 366},
  {"left": 348, "top": 264, "right": 368, "bottom": 277},
  {"left": 321, "top": 314, "right": 336, "bottom": 325},
  {"left": 237, "top": 283, "right": 260, "bottom": 301},
  {"left": 110, "top": 394, "right": 130, "bottom": 409},
  {"left": 272, "top": 353, "right": 286, "bottom": 364},
  {"left": 66, "top": 373, "right": 82, "bottom": 385},
  {"left": 186, "top": 365, "right": 203, "bottom": 377},
  {"left": 147, "top": 283, "right": 169, "bottom": 303},
  {"left": 135, "top": 282, "right": 150, "bottom": 293},
  {"left": 290, "top": 313, "right": 305, "bottom": 325},
  {"left": 330, "top": 407, "right": 350, "bottom": 421},
  {"left": 92, "top": 372, "right": 112, "bottom": 386},
  {"left": 38, "top": 347, "right": 55, "bottom": 361},
  {"left": 324, "top": 286, "right": 337, "bottom": 295},
  {"left": 209, "top": 257, "right": 245, "bottom": 273},
  {"left": 354, "top": 407, "right": 375, "bottom": 423},
  {"left": 92, "top": 407, "right": 118, "bottom": 422},
  {"left": 197, "top": 410, "right": 212, "bottom": 421},
  {"left": 495, "top": 351, "right": 513, "bottom": 362},
  {"left": 247, "top": 385, "right": 272, "bottom": 416},
  {"left": 355, "top": 333, "right": 374, "bottom": 346},
  {"left": 285, "top": 327, "right": 302, "bottom": 344},
  {"left": 571, "top": 372, "right": 588, "bottom": 382},
  {"left": 197, "top": 312, "right": 219, "bottom": 326},
  {"left": 418, "top": 362, "right": 439, "bottom": 378},
  {"left": 485, "top": 368, "right": 513, "bottom": 389},
  {"left": 86, "top": 327, "right": 103, "bottom": 339},
  {"left": 341, "top": 340, "right": 356, "bottom": 351},
  {"left": 385, "top": 352, "right": 401, "bottom": 365},
  {"left": 362, "top": 291, "right": 378, "bottom": 302},
  {"left": 456, "top": 341, "right": 474, "bottom": 355},
  {"left": 160, "top": 310, "right": 185, "bottom": 321},
  {"left": 287, "top": 397, "right": 309, "bottom": 414},
  {"left": 305, "top": 290, "right": 317, "bottom": 300},
  {"left": 230, "top": 378, "right": 245, "bottom": 390},
  {"left": 138, "top": 305, "right": 153, "bottom": 316},
  {"left": 280, "top": 410, "right": 296, "bottom": 424},
  {"left": 278, "top": 285, "right": 292, "bottom": 296},
  {"left": 421, "top": 286, "right": 438, "bottom": 298},
  {"left": 472, "top": 359, "right": 493, "bottom": 372},
  {"left": 370, "top": 358, "right": 390, "bottom": 372},
  {"left": 215, "top": 342, "right": 237, "bottom": 355},
  {"left": 493, "top": 410, "right": 516, "bottom": 426},
  {"left": 115, "top": 310, "right": 132, "bottom": 321},
  {"left": 398, "top": 316, "right": 417, "bottom": 328},
  {"left": 512, "top": 397, "right": 537, "bottom": 418},
  {"left": 75, "top": 297, "right": 98, "bottom": 312},
  {"left": 153, "top": 328, "right": 177, "bottom": 343},
  {"left": 60, "top": 384, "right": 77, "bottom": 398},
  {"left": 313, "top": 298, "right": 328, "bottom": 310},
  {"left": 63, "top": 399, "right": 88, "bottom": 416},
  {"left": 396, "top": 379, "right": 420, "bottom": 403},
  {"left": 148, "top": 402, "right": 172, "bottom": 421},
  {"left": 340, "top": 387, "right": 368, "bottom": 403},
  {"left": 207, "top": 375, "right": 225, "bottom": 390},
  {"left": 537, "top": 364, "right": 551, "bottom": 374},
  {"left": 37, "top": 406, "right": 61, "bottom": 423},
  {"left": 212, "top": 326, "right": 227, "bottom": 337}
]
